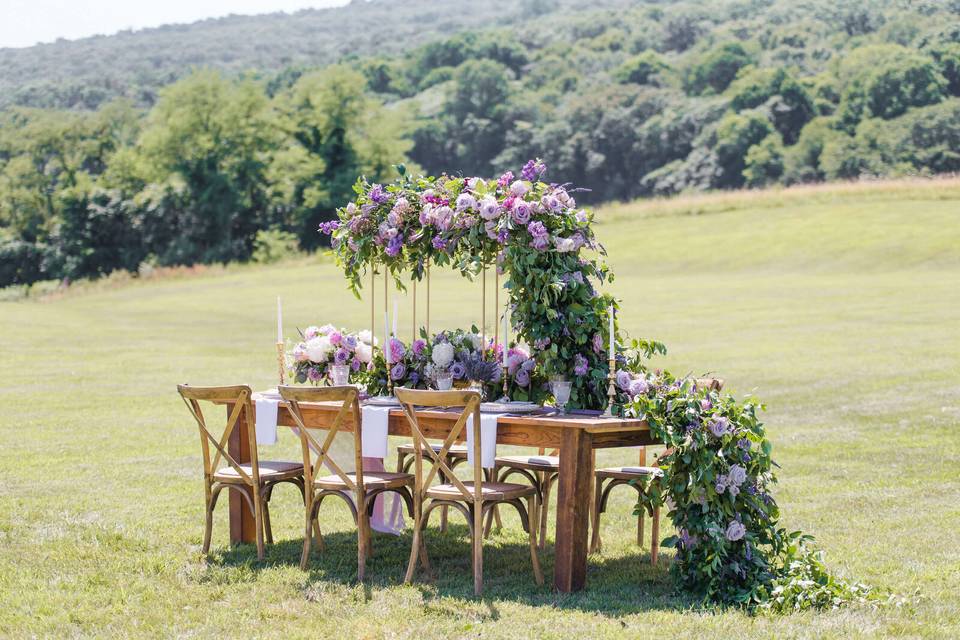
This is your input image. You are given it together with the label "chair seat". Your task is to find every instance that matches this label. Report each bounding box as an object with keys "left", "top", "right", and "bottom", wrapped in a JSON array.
[
  {"left": 314, "top": 471, "right": 414, "bottom": 491},
  {"left": 214, "top": 460, "right": 304, "bottom": 483},
  {"left": 596, "top": 466, "right": 663, "bottom": 481},
  {"left": 397, "top": 442, "right": 469, "bottom": 457},
  {"left": 494, "top": 455, "right": 560, "bottom": 471},
  {"left": 427, "top": 481, "right": 536, "bottom": 501}
]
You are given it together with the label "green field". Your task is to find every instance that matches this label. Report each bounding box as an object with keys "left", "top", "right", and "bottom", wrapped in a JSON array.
[{"left": 1, "top": 179, "right": 958, "bottom": 638}]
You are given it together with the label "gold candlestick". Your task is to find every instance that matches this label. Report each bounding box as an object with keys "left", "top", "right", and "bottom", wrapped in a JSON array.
[
  {"left": 602, "top": 356, "right": 616, "bottom": 417},
  {"left": 276, "top": 342, "right": 286, "bottom": 385}
]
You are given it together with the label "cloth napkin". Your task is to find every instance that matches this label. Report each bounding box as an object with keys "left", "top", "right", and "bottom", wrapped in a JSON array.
[
  {"left": 359, "top": 405, "right": 391, "bottom": 458},
  {"left": 253, "top": 391, "right": 280, "bottom": 445},
  {"left": 465, "top": 412, "right": 503, "bottom": 469}
]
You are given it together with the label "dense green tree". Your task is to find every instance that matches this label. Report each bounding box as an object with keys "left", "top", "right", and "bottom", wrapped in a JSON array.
[
  {"left": 614, "top": 51, "right": 671, "bottom": 86},
  {"left": 714, "top": 110, "right": 773, "bottom": 187},
  {"left": 687, "top": 42, "right": 753, "bottom": 95},
  {"left": 743, "top": 134, "right": 785, "bottom": 186}
]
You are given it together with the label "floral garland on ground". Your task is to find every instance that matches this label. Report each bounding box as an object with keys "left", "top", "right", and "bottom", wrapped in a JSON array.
[{"left": 321, "top": 159, "right": 615, "bottom": 409}]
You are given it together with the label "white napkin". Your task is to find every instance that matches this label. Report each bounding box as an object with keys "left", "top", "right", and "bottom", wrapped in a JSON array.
[
  {"left": 359, "top": 405, "right": 391, "bottom": 458},
  {"left": 466, "top": 413, "right": 502, "bottom": 469},
  {"left": 528, "top": 456, "right": 558, "bottom": 466},
  {"left": 254, "top": 394, "right": 280, "bottom": 445}
]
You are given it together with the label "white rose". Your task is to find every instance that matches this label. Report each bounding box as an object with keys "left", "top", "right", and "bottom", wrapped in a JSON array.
[
  {"left": 358, "top": 330, "right": 373, "bottom": 345},
  {"left": 355, "top": 343, "right": 373, "bottom": 364},
  {"left": 469, "top": 333, "right": 483, "bottom": 350},
  {"left": 431, "top": 342, "right": 454, "bottom": 368},
  {"left": 305, "top": 336, "right": 332, "bottom": 363}
]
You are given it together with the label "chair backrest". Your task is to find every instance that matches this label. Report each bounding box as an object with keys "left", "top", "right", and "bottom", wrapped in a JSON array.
[
  {"left": 395, "top": 388, "right": 483, "bottom": 503},
  {"left": 279, "top": 385, "right": 362, "bottom": 493},
  {"left": 177, "top": 384, "right": 259, "bottom": 486}
]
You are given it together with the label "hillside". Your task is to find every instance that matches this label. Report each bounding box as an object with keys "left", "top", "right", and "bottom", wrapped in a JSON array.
[{"left": 2, "top": 0, "right": 960, "bottom": 289}]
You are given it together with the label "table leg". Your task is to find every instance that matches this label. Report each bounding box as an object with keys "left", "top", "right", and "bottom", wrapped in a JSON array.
[
  {"left": 227, "top": 403, "right": 257, "bottom": 545},
  {"left": 554, "top": 428, "right": 593, "bottom": 592}
]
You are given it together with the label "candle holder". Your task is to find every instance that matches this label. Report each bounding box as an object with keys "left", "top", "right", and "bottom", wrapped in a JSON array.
[
  {"left": 496, "top": 360, "right": 510, "bottom": 404},
  {"left": 276, "top": 342, "right": 286, "bottom": 386},
  {"left": 602, "top": 356, "right": 617, "bottom": 417},
  {"left": 386, "top": 353, "right": 394, "bottom": 396}
]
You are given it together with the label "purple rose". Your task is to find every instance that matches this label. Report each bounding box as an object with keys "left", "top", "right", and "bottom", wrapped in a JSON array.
[
  {"left": 307, "top": 367, "right": 322, "bottom": 382},
  {"left": 515, "top": 367, "right": 531, "bottom": 387},
  {"left": 409, "top": 371, "right": 420, "bottom": 386},
  {"left": 334, "top": 348, "right": 350, "bottom": 365},
  {"left": 351, "top": 357, "right": 361, "bottom": 372},
  {"left": 389, "top": 338, "right": 406, "bottom": 363},
  {"left": 616, "top": 370, "right": 633, "bottom": 391},
  {"left": 455, "top": 193, "right": 477, "bottom": 212},
  {"left": 329, "top": 331, "right": 342, "bottom": 346},
  {"left": 628, "top": 378, "right": 649, "bottom": 396},
  {"left": 738, "top": 438, "right": 750, "bottom": 450},
  {"left": 343, "top": 334, "right": 358, "bottom": 351},
  {"left": 511, "top": 200, "right": 532, "bottom": 225},
  {"left": 527, "top": 220, "right": 548, "bottom": 238},
  {"left": 725, "top": 520, "right": 746, "bottom": 542},
  {"left": 541, "top": 195, "right": 561, "bottom": 212},
  {"left": 700, "top": 398, "right": 712, "bottom": 411},
  {"left": 411, "top": 339, "right": 426, "bottom": 356},
  {"left": 390, "top": 362, "right": 407, "bottom": 380},
  {"left": 728, "top": 464, "right": 747, "bottom": 487},
  {"left": 484, "top": 221, "right": 499, "bottom": 241},
  {"left": 434, "top": 206, "right": 453, "bottom": 231},
  {"left": 510, "top": 180, "right": 530, "bottom": 197},
  {"left": 575, "top": 209, "right": 589, "bottom": 224},
  {"left": 450, "top": 361, "right": 467, "bottom": 380},
  {"left": 574, "top": 353, "right": 589, "bottom": 376},
  {"left": 592, "top": 333, "right": 603, "bottom": 354},
  {"left": 479, "top": 196, "right": 500, "bottom": 220},
  {"left": 708, "top": 417, "right": 730, "bottom": 438}
]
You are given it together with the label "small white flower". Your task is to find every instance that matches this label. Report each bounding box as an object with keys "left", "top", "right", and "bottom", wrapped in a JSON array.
[
  {"left": 355, "top": 343, "right": 373, "bottom": 363},
  {"left": 432, "top": 342, "right": 454, "bottom": 368},
  {"left": 554, "top": 236, "right": 576, "bottom": 252}
]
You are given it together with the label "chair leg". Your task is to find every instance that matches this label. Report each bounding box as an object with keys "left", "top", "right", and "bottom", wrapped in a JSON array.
[
  {"left": 482, "top": 467, "right": 499, "bottom": 538},
  {"left": 405, "top": 502, "right": 422, "bottom": 583},
  {"left": 538, "top": 473, "right": 552, "bottom": 550},
  {"left": 262, "top": 499, "right": 273, "bottom": 545},
  {"left": 650, "top": 505, "right": 660, "bottom": 566},
  {"left": 590, "top": 477, "right": 604, "bottom": 553},
  {"left": 202, "top": 497, "right": 214, "bottom": 555},
  {"left": 252, "top": 488, "right": 265, "bottom": 561},
  {"left": 357, "top": 497, "right": 369, "bottom": 581},
  {"left": 637, "top": 507, "right": 644, "bottom": 548},
  {"left": 526, "top": 496, "right": 544, "bottom": 586},
  {"left": 313, "top": 517, "right": 325, "bottom": 552},
  {"left": 300, "top": 500, "right": 314, "bottom": 570},
  {"left": 472, "top": 503, "right": 484, "bottom": 596}
]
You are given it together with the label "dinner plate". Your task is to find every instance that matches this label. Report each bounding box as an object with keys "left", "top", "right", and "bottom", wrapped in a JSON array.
[
  {"left": 363, "top": 395, "right": 401, "bottom": 407},
  {"left": 480, "top": 401, "right": 541, "bottom": 414}
]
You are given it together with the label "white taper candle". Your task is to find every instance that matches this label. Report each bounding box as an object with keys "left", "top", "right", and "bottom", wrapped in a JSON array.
[
  {"left": 608, "top": 304, "right": 615, "bottom": 361},
  {"left": 277, "top": 296, "right": 283, "bottom": 343},
  {"left": 384, "top": 310, "right": 390, "bottom": 364}
]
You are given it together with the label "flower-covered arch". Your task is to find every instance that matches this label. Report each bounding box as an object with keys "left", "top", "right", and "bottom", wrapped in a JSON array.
[{"left": 323, "top": 159, "right": 617, "bottom": 409}]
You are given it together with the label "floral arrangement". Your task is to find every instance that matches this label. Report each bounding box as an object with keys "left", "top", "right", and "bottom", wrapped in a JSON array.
[
  {"left": 288, "top": 325, "right": 374, "bottom": 384},
  {"left": 321, "top": 159, "right": 615, "bottom": 409},
  {"left": 620, "top": 361, "right": 875, "bottom": 611}
]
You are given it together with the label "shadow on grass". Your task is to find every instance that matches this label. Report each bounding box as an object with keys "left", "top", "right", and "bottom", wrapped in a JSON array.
[{"left": 211, "top": 522, "right": 694, "bottom": 617}]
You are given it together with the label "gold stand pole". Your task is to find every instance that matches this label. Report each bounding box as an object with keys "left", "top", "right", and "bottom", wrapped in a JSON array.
[
  {"left": 481, "top": 265, "right": 487, "bottom": 356},
  {"left": 602, "top": 356, "right": 617, "bottom": 417},
  {"left": 385, "top": 271, "right": 392, "bottom": 396},
  {"left": 276, "top": 342, "right": 285, "bottom": 385},
  {"left": 412, "top": 279, "right": 417, "bottom": 342},
  {"left": 494, "top": 269, "right": 499, "bottom": 348},
  {"left": 370, "top": 269, "right": 375, "bottom": 349},
  {"left": 426, "top": 260, "right": 431, "bottom": 337}
]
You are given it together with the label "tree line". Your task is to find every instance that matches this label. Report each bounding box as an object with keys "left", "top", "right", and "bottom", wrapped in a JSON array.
[{"left": 2, "top": 0, "right": 959, "bottom": 287}]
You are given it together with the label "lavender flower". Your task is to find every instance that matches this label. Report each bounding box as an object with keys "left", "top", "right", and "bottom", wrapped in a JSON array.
[
  {"left": 574, "top": 353, "right": 589, "bottom": 376},
  {"left": 385, "top": 235, "right": 403, "bottom": 257},
  {"left": 497, "top": 171, "right": 514, "bottom": 188},
  {"left": 319, "top": 220, "right": 340, "bottom": 235},
  {"left": 431, "top": 236, "right": 448, "bottom": 251},
  {"left": 725, "top": 520, "right": 746, "bottom": 542},
  {"left": 521, "top": 159, "right": 546, "bottom": 181},
  {"left": 369, "top": 184, "right": 389, "bottom": 204}
]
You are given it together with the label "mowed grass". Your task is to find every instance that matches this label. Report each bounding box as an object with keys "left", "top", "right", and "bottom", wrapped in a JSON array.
[{"left": 1, "top": 178, "right": 958, "bottom": 638}]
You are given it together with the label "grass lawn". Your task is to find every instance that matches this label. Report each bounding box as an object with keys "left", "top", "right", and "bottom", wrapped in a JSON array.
[{"left": 1, "top": 178, "right": 958, "bottom": 638}]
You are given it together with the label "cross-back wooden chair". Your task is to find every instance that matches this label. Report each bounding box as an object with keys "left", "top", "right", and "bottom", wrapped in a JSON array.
[
  {"left": 279, "top": 385, "right": 414, "bottom": 579},
  {"left": 395, "top": 388, "right": 543, "bottom": 596},
  {"left": 396, "top": 441, "right": 469, "bottom": 532},
  {"left": 486, "top": 446, "right": 559, "bottom": 549},
  {"left": 589, "top": 378, "right": 724, "bottom": 563},
  {"left": 177, "top": 384, "right": 305, "bottom": 560}
]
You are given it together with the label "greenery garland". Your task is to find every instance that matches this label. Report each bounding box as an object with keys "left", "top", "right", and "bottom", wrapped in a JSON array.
[{"left": 324, "top": 160, "right": 875, "bottom": 610}]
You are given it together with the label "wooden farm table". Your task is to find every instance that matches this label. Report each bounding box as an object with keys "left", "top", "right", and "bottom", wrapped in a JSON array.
[{"left": 223, "top": 399, "right": 658, "bottom": 592}]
